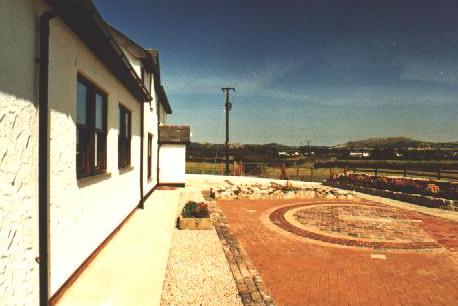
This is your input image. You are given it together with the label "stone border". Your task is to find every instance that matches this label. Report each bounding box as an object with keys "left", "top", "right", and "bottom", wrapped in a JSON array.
[
  {"left": 325, "top": 181, "right": 457, "bottom": 211},
  {"left": 211, "top": 205, "right": 275, "bottom": 306},
  {"left": 269, "top": 202, "right": 441, "bottom": 251}
]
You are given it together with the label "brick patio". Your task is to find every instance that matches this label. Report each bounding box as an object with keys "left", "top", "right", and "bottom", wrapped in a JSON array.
[{"left": 218, "top": 199, "right": 458, "bottom": 306}]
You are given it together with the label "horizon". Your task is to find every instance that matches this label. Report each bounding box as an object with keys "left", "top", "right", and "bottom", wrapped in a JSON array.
[
  {"left": 94, "top": 0, "right": 458, "bottom": 146},
  {"left": 190, "top": 136, "right": 458, "bottom": 148}
]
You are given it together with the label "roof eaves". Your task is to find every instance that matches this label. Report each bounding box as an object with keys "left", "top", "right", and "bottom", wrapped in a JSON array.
[
  {"left": 159, "top": 85, "right": 172, "bottom": 114},
  {"left": 46, "top": 0, "right": 152, "bottom": 102}
]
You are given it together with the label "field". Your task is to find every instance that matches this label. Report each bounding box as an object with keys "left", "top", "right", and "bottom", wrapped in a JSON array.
[
  {"left": 186, "top": 161, "right": 343, "bottom": 182},
  {"left": 187, "top": 159, "right": 458, "bottom": 182}
]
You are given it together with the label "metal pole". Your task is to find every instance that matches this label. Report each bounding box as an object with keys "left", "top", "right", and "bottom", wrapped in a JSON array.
[{"left": 221, "top": 87, "right": 235, "bottom": 175}]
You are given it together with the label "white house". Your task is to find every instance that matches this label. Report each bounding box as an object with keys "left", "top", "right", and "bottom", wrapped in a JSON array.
[{"left": 0, "top": 0, "right": 188, "bottom": 305}]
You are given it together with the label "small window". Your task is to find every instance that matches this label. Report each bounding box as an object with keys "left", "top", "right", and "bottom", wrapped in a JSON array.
[
  {"left": 119, "top": 105, "right": 131, "bottom": 168},
  {"left": 76, "top": 75, "right": 107, "bottom": 178}
]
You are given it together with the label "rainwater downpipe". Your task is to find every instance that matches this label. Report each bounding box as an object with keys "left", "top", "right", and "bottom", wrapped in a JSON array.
[
  {"left": 139, "top": 102, "right": 144, "bottom": 209},
  {"left": 38, "top": 9, "right": 55, "bottom": 306},
  {"left": 156, "top": 97, "right": 160, "bottom": 185}
]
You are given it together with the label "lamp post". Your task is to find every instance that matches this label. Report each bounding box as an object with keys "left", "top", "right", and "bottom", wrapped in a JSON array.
[{"left": 221, "top": 87, "right": 235, "bottom": 175}]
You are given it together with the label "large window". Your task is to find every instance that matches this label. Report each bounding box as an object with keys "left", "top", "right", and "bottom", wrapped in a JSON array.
[
  {"left": 118, "top": 105, "right": 131, "bottom": 168},
  {"left": 76, "top": 76, "right": 107, "bottom": 178}
]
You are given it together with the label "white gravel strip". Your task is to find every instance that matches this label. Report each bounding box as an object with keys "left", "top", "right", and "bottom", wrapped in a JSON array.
[{"left": 160, "top": 229, "right": 243, "bottom": 306}]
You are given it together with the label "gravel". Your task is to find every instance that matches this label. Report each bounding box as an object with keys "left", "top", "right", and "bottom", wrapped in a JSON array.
[{"left": 160, "top": 229, "right": 243, "bottom": 306}]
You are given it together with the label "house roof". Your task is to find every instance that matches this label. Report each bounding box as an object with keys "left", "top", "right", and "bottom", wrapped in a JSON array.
[
  {"left": 158, "top": 85, "right": 172, "bottom": 114},
  {"left": 45, "top": 0, "right": 152, "bottom": 102},
  {"left": 159, "top": 125, "right": 190, "bottom": 144},
  {"left": 104, "top": 24, "right": 173, "bottom": 114},
  {"left": 105, "top": 24, "right": 158, "bottom": 74}
]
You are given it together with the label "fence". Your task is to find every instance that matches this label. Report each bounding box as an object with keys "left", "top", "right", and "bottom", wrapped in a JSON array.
[
  {"left": 186, "top": 159, "right": 343, "bottom": 182},
  {"left": 314, "top": 161, "right": 458, "bottom": 181}
]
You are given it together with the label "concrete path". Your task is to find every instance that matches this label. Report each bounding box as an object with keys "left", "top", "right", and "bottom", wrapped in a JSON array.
[
  {"left": 160, "top": 230, "right": 243, "bottom": 306},
  {"left": 55, "top": 189, "right": 181, "bottom": 306},
  {"left": 160, "top": 180, "right": 243, "bottom": 306}
]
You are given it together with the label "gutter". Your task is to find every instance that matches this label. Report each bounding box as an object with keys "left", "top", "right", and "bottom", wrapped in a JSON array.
[{"left": 38, "top": 9, "right": 56, "bottom": 306}]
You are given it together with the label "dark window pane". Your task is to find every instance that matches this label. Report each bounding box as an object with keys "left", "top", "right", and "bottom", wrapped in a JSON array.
[
  {"left": 77, "top": 81, "right": 87, "bottom": 125},
  {"left": 76, "top": 75, "right": 107, "bottom": 177},
  {"left": 95, "top": 93, "right": 103, "bottom": 130},
  {"left": 125, "top": 112, "right": 130, "bottom": 138},
  {"left": 118, "top": 105, "right": 131, "bottom": 168},
  {"left": 94, "top": 131, "right": 105, "bottom": 170},
  {"left": 77, "top": 127, "right": 90, "bottom": 175}
]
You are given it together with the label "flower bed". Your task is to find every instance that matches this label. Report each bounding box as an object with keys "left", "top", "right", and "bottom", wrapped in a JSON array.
[
  {"left": 178, "top": 201, "right": 213, "bottom": 230},
  {"left": 325, "top": 174, "right": 457, "bottom": 211}
]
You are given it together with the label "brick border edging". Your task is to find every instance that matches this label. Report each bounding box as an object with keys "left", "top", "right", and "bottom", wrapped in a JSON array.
[
  {"left": 211, "top": 206, "right": 275, "bottom": 306},
  {"left": 324, "top": 181, "right": 457, "bottom": 211}
]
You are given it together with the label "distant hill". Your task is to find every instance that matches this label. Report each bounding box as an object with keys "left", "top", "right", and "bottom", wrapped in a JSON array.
[
  {"left": 334, "top": 137, "right": 458, "bottom": 149},
  {"left": 334, "top": 137, "right": 422, "bottom": 149},
  {"left": 187, "top": 138, "right": 458, "bottom": 161}
]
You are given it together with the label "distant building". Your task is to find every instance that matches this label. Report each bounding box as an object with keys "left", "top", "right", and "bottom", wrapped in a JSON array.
[{"left": 349, "top": 151, "right": 371, "bottom": 159}]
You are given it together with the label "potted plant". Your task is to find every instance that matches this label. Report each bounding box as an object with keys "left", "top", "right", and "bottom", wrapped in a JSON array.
[{"left": 178, "top": 201, "right": 213, "bottom": 230}]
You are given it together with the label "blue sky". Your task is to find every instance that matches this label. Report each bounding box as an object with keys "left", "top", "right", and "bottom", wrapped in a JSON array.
[{"left": 94, "top": 0, "right": 458, "bottom": 145}]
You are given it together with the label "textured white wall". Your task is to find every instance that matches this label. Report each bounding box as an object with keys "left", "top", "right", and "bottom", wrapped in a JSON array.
[
  {"left": 159, "top": 145, "right": 186, "bottom": 184},
  {"left": 0, "top": 0, "right": 40, "bottom": 304},
  {"left": 47, "top": 19, "right": 143, "bottom": 294}
]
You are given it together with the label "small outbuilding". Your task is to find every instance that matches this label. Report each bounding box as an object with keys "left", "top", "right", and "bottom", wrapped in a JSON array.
[{"left": 159, "top": 125, "right": 191, "bottom": 186}]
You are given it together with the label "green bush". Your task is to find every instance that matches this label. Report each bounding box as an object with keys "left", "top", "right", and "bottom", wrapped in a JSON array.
[{"left": 182, "top": 201, "right": 209, "bottom": 218}]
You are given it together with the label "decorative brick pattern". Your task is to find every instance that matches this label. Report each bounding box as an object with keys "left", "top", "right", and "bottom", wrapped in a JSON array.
[
  {"left": 211, "top": 204, "right": 275, "bottom": 306},
  {"left": 270, "top": 202, "right": 441, "bottom": 251},
  {"left": 218, "top": 199, "right": 458, "bottom": 306}
]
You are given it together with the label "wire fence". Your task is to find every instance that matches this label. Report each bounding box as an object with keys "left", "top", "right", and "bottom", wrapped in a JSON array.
[
  {"left": 187, "top": 159, "right": 458, "bottom": 182},
  {"left": 186, "top": 159, "right": 343, "bottom": 182}
]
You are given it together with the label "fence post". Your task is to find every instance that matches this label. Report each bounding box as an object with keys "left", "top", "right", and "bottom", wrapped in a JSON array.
[
  {"left": 311, "top": 168, "right": 314, "bottom": 181},
  {"left": 296, "top": 165, "right": 299, "bottom": 179},
  {"left": 438, "top": 168, "right": 441, "bottom": 180},
  {"left": 403, "top": 168, "right": 407, "bottom": 177},
  {"left": 374, "top": 167, "right": 378, "bottom": 176}
]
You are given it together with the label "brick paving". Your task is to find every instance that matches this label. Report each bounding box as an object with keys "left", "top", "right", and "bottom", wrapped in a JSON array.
[
  {"left": 212, "top": 203, "right": 275, "bottom": 306},
  {"left": 270, "top": 201, "right": 441, "bottom": 251},
  {"left": 218, "top": 199, "right": 458, "bottom": 306}
]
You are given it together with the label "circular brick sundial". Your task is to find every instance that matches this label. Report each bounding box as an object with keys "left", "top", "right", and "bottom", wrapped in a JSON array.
[{"left": 269, "top": 202, "right": 441, "bottom": 251}]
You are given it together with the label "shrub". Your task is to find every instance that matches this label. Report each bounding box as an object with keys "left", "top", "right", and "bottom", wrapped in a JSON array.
[
  {"left": 426, "top": 183, "right": 440, "bottom": 195},
  {"left": 328, "top": 173, "right": 458, "bottom": 200},
  {"left": 182, "top": 201, "right": 209, "bottom": 218}
]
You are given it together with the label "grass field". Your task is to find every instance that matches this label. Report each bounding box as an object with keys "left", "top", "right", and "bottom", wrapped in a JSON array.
[
  {"left": 187, "top": 160, "right": 458, "bottom": 182},
  {"left": 186, "top": 161, "right": 343, "bottom": 182}
]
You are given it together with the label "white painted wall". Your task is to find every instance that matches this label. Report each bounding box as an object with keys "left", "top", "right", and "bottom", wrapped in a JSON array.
[
  {"left": 142, "top": 73, "right": 159, "bottom": 194},
  {"left": 0, "top": 0, "right": 40, "bottom": 304},
  {"left": 159, "top": 145, "right": 186, "bottom": 184},
  {"left": 0, "top": 1, "right": 164, "bottom": 303},
  {"left": 47, "top": 18, "right": 143, "bottom": 294}
]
